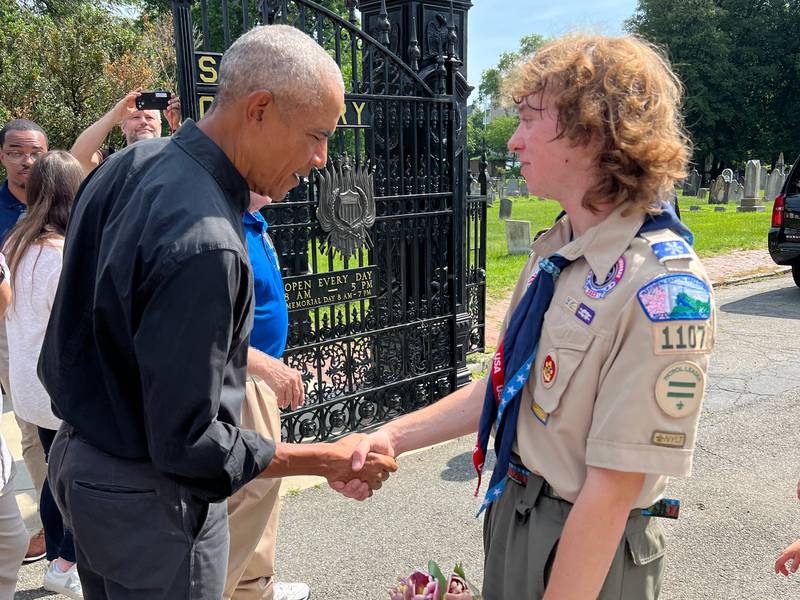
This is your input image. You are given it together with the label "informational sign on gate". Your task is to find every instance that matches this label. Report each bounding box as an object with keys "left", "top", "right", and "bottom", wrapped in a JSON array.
[
  {"left": 192, "top": 52, "right": 370, "bottom": 126},
  {"left": 283, "top": 267, "right": 377, "bottom": 311}
]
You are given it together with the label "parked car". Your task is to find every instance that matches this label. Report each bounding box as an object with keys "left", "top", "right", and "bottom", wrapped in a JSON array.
[{"left": 768, "top": 156, "right": 800, "bottom": 287}]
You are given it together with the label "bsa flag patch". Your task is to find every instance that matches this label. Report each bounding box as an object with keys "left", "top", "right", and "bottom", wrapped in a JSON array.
[
  {"left": 637, "top": 274, "right": 711, "bottom": 322},
  {"left": 542, "top": 353, "right": 557, "bottom": 388},
  {"left": 650, "top": 240, "right": 693, "bottom": 263},
  {"left": 654, "top": 361, "right": 705, "bottom": 418}
]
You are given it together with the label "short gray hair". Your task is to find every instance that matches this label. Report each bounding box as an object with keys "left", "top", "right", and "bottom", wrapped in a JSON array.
[{"left": 216, "top": 24, "right": 344, "bottom": 110}]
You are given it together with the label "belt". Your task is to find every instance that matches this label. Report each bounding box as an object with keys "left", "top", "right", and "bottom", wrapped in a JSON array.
[
  {"left": 507, "top": 461, "right": 563, "bottom": 500},
  {"left": 507, "top": 460, "right": 680, "bottom": 519}
]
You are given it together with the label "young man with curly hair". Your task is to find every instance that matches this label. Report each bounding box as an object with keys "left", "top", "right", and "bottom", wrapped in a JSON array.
[{"left": 332, "top": 34, "right": 716, "bottom": 600}]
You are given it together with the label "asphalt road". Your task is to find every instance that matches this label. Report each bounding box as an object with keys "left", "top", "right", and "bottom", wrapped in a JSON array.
[{"left": 14, "top": 274, "right": 800, "bottom": 599}]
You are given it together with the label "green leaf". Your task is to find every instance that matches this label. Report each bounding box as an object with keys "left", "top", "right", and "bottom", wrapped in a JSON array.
[
  {"left": 454, "top": 562, "right": 466, "bottom": 580},
  {"left": 428, "top": 560, "right": 447, "bottom": 600}
]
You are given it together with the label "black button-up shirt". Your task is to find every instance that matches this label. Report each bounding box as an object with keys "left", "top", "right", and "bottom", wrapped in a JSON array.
[{"left": 39, "top": 120, "right": 275, "bottom": 502}]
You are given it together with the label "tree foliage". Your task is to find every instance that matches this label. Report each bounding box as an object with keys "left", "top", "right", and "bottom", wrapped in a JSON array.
[
  {"left": 0, "top": 0, "right": 175, "bottom": 153},
  {"left": 626, "top": 0, "right": 800, "bottom": 171},
  {"left": 477, "top": 34, "right": 546, "bottom": 108}
]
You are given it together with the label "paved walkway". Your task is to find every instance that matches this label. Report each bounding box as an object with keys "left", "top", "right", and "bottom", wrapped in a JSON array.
[{"left": 2, "top": 247, "right": 790, "bottom": 597}]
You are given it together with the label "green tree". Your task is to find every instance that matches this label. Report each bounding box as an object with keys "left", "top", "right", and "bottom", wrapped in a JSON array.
[
  {"left": 477, "top": 33, "right": 546, "bottom": 108},
  {"left": 626, "top": 0, "right": 800, "bottom": 172},
  {"left": 0, "top": 2, "right": 175, "bottom": 152}
]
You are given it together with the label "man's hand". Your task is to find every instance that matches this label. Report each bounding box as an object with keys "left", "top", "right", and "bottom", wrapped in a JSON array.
[
  {"left": 261, "top": 354, "right": 304, "bottom": 410},
  {"left": 329, "top": 430, "right": 396, "bottom": 500},
  {"left": 110, "top": 88, "right": 142, "bottom": 124},
  {"left": 775, "top": 539, "right": 800, "bottom": 576},
  {"left": 165, "top": 93, "right": 182, "bottom": 133},
  {"left": 247, "top": 348, "right": 304, "bottom": 410}
]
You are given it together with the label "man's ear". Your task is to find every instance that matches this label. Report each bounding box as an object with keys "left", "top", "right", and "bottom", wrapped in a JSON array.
[{"left": 245, "top": 90, "right": 275, "bottom": 124}]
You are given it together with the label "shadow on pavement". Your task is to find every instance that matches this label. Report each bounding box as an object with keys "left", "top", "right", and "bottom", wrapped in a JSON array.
[
  {"left": 719, "top": 285, "right": 800, "bottom": 320},
  {"left": 14, "top": 589, "right": 57, "bottom": 599},
  {"left": 440, "top": 450, "right": 495, "bottom": 482}
]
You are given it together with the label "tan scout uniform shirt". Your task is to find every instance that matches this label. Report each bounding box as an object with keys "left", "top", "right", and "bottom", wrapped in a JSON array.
[{"left": 501, "top": 202, "right": 715, "bottom": 509}]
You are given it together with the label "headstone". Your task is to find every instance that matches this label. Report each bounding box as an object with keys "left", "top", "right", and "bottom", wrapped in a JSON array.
[
  {"left": 729, "top": 180, "right": 744, "bottom": 205},
  {"left": 722, "top": 168, "right": 733, "bottom": 183},
  {"left": 743, "top": 160, "right": 760, "bottom": 198},
  {"left": 505, "top": 220, "right": 531, "bottom": 255},
  {"left": 738, "top": 159, "right": 765, "bottom": 212},
  {"left": 689, "top": 205, "right": 700, "bottom": 212},
  {"left": 777, "top": 152, "right": 785, "bottom": 174},
  {"left": 519, "top": 180, "right": 529, "bottom": 197},
  {"left": 682, "top": 168, "right": 701, "bottom": 196},
  {"left": 506, "top": 179, "right": 519, "bottom": 196},
  {"left": 698, "top": 188, "right": 708, "bottom": 201},
  {"left": 714, "top": 206, "right": 726, "bottom": 212},
  {"left": 759, "top": 164, "right": 768, "bottom": 191},
  {"left": 765, "top": 168, "right": 786, "bottom": 202},
  {"left": 499, "top": 197, "right": 513, "bottom": 220},
  {"left": 709, "top": 175, "right": 727, "bottom": 204}
]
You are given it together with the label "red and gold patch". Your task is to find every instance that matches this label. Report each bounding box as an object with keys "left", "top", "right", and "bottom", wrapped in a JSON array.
[{"left": 541, "top": 353, "right": 557, "bottom": 388}]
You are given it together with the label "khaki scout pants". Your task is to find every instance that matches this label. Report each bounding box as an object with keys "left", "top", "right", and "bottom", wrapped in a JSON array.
[
  {"left": 225, "top": 376, "right": 283, "bottom": 600},
  {"left": 483, "top": 473, "right": 666, "bottom": 600}
]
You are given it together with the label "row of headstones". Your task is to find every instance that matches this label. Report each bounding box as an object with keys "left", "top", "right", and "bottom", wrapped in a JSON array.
[
  {"left": 470, "top": 177, "right": 530, "bottom": 198},
  {"left": 682, "top": 156, "right": 789, "bottom": 214}
]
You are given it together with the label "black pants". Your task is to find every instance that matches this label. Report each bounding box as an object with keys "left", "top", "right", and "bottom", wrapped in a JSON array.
[
  {"left": 38, "top": 426, "right": 76, "bottom": 562},
  {"left": 48, "top": 424, "right": 229, "bottom": 600}
]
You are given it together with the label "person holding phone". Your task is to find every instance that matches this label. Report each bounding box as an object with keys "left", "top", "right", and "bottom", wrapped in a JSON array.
[{"left": 69, "top": 88, "right": 181, "bottom": 175}]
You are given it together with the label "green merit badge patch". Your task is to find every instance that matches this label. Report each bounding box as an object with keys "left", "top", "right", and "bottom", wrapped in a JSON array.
[
  {"left": 651, "top": 431, "right": 687, "bottom": 448},
  {"left": 654, "top": 361, "right": 705, "bottom": 418}
]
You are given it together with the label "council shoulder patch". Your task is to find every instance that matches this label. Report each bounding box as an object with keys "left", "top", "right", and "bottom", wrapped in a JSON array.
[
  {"left": 650, "top": 240, "right": 693, "bottom": 263},
  {"left": 654, "top": 361, "right": 705, "bottom": 418},
  {"left": 637, "top": 274, "right": 711, "bottom": 322}
]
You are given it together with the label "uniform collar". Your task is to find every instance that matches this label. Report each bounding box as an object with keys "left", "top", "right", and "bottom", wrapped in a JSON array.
[
  {"left": 171, "top": 120, "right": 250, "bottom": 213},
  {"left": 532, "top": 202, "right": 646, "bottom": 278}
]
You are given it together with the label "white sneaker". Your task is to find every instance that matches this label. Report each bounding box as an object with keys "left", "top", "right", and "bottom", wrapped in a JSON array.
[
  {"left": 43, "top": 561, "right": 84, "bottom": 599},
  {"left": 274, "top": 581, "right": 310, "bottom": 600}
]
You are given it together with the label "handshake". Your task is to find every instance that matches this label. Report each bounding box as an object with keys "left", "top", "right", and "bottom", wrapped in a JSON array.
[{"left": 317, "top": 430, "right": 398, "bottom": 501}]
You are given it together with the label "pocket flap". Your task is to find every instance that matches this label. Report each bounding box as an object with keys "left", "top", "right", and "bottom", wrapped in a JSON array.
[{"left": 625, "top": 517, "right": 667, "bottom": 566}]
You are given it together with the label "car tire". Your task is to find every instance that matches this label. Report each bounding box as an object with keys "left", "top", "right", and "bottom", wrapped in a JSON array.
[{"left": 793, "top": 263, "right": 800, "bottom": 288}]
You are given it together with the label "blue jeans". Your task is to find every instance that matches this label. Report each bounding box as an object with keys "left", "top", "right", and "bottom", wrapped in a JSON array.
[{"left": 38, "top": 426, "right": 76, "bottom": 562}]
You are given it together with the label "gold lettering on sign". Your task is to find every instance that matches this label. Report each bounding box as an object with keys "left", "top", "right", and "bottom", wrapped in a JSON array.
[{"left": 198, "top": 55, "right": 219, "bottom": 83}]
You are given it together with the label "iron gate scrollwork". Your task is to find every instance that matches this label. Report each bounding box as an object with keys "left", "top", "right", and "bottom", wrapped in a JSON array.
[{"left": 171, "top": 0, "right": 486, "bottom": 442}]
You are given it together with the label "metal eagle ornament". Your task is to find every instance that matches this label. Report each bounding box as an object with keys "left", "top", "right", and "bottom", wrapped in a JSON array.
[{"left": 316, "top": 155, "right": 376, "bottom": 259}]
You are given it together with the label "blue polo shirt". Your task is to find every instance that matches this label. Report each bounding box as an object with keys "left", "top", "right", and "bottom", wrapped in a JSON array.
[
  {"left": 0, "top": 181, "right": 26, "bottom": 246},
  {"left": 243, "top": 210, "right": 288, "bottom": 358}
]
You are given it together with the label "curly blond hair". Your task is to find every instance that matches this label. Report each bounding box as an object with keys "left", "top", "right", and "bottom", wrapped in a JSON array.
[{"left": 502, "top": 34, "right": 691, "bottom": 214}]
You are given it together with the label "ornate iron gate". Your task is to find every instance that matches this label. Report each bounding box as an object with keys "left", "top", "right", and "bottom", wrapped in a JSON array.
[{"left": 171, "top": 0, "right": 486, "bottom": 442}]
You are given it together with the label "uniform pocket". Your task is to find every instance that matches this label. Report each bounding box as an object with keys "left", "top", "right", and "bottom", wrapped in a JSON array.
[
  {"left": 69, "top": 480, "right": 188, "bottom": 590},
  {"left": 625, "top": 516, "right": 667, "bottom": 566},
  {"left": 533, "top": 317, "right": 595, "bottom": 414}
]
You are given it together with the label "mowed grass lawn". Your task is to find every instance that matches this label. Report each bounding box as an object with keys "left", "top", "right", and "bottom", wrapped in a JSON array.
[{"left": 484, "top": 193, "right": 774, "bottom": 300}]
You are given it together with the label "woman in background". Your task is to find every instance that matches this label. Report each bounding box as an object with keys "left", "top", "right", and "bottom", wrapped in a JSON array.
[{"left": 4, "top": 150, "right": 83, "bottom": 599}]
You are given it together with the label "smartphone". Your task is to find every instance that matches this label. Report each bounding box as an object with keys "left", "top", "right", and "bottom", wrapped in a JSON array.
[{"left": 135, "top": 91, "right": 170, "bottom": 111}]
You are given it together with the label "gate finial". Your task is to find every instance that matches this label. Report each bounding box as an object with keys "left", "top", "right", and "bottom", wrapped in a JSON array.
[
  {"left": 345, "top": 0, "right": 359, "bottom": 25},
  {"left": 377, "top": 0, "right": 391, "bottom": 46},
  {"left": 408, "top": 12, "right": 421, "bottom": 71}
]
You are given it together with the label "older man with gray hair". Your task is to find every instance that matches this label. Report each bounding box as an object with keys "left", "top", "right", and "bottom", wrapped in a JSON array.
[{"left": 40, "top": 24, "right": 396, "bottom": 600}]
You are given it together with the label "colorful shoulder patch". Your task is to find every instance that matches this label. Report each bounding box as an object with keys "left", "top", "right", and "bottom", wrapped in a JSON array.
[
  {"left": 637, "top": 274, "right": 711, "bottom": 322},
  {"left": 650, "top": 240, "right": 693, "bottom": 263}
]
